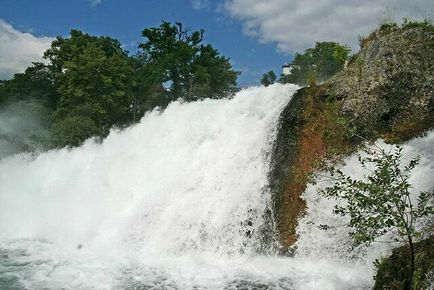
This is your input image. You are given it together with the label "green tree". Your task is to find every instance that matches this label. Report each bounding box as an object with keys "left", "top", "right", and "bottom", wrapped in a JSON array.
[
  {"left": 190, "top": 44, "right": 239, "bottom": 100},
  {"left": 319, "top": 146, "right": 433, "bottom": 289},
  {"left": 45, "top": 30, "right": 135, "bottom": 147},
  {"left": 0, "top": 62, "right": 58, "bottom": 109},
  {"left": 1, "top": 23, "right": 240, "bottom": 149},
  {"left": 139, "top": 21, "right": 238, "bottom": 102},
  {"left": 50, "top": 115, "right": 101, "bottom": 147},
  {"left": 0, "top": 63, "right": 59, "bottom": 152},
  {"left": 125, "top": 56, "right": 164, "bottom": 121},
  {"left": 260, "top": 70, "right": 277, "bottom": 87},
  {"left": 280, "top": 42, "right": 351, "bottom": 86}
]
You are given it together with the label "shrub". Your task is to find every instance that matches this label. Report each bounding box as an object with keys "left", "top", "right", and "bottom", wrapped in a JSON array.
[{"left": 319, "top": 145, "right": 434, "bottom": 289}]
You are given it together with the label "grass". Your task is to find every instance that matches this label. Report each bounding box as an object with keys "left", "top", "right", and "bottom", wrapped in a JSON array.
[{"left": 359, "top": 18, "right": 434, "bottom": 49}]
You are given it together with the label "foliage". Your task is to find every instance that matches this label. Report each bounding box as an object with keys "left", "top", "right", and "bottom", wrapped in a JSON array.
[
  {"left": 402, "top": 18, "right": 434, "bottom": 31},
  {"left": 260, "top": 70, "right": 276, "bottom": 87},
  {"left": 359, "top": 19, "right": 434, "bottom": 49},
  {"left": 320, "top": 145, "right": 433, "bottom": 288},
  {"left": 139, "top": 21, "right": 239, "bottom": 102},
  {"left": 379, "top": 19, "right": 398, "bottom": 32},
  {"left": 1, "top": 22, "right": 239, "bottom": 148},
  {"left": 280, "top": 42, "right": 351, "bottom": 86},
  {"left": 0, "top": 62, "right": 58, "bottom": 109},
  {"left": 126, "top": 54, "right": 177, "bottom": 120},
  {"left": 191, "top": 44, "right": 239, "bottom": 99},
  {"left": 45, "top": 30, "right": 135, "bottom": 146},
  {"left": 44, "top": 30, "right": 126, "bottom": 76},
  {"left": 50, "top": 115, "right": 102, "bottom": 147}
]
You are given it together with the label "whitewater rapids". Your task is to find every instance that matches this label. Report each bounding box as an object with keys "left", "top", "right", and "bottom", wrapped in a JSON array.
[{"left": 0, "top": 84, "right": 433, "bottom": 289}]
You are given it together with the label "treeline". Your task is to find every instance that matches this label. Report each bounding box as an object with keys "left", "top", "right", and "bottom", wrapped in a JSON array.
[
  {"left": 261, "top": 42, "right": 351, "bottom": 87},
  {"left": 0, "top": 21, "right": 239, "bottom": 148}
]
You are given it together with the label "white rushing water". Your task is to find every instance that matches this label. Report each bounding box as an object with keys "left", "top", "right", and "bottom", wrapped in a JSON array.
[{"left": 0, "top": 84, "right": 433, "bottom": 290}]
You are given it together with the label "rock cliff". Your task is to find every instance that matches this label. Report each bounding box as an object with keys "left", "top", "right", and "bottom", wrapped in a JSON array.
[
  {"left": 269, "top": 22, "right": 434, "bottom": 253},
  {"left": 331, "top": 22, "right": 434, "bottom": 141}
]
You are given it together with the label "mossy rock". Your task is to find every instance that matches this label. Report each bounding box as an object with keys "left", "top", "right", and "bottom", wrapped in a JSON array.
[
  {"left": 269, "top": 23, "right": 434, "bottom": 251},
  {"left": 374, "top": 235, "right": 434, "bottom": 290},
  {"left": 269, "top": 85, "right": 356, "bottom": 252}
]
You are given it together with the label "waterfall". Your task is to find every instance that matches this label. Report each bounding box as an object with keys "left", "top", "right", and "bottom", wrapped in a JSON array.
[{"left": 0, "top": 84, "right": 432, "bottom": 289}]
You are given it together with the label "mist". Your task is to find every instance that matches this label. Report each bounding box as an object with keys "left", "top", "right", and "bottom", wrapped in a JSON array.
[{"left": 0, "top": 100, "right": 50, "bottom": 159}]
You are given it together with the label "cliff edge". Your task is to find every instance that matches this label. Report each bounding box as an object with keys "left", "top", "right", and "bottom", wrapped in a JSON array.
[{"left": 269, "top": 22, "right": 434, "bottom": 253}]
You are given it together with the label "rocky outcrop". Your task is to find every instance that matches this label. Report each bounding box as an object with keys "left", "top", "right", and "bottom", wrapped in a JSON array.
[
  {"left": 374, "top": 235, "right": 434, "bottom": 290},
  {"left": 268, "top": 88, "right": 309, "bottom": 251},
  {"left": 270, "top": 23, "right": 434, "bottom": 253},
  {"left": 330, "top": 22, "right": 434, "bottom": 141},
  {"left": 269, "top": 85, "right": 355, "bottom": 252}
]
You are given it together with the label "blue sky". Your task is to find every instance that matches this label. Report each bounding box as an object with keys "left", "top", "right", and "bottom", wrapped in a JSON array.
[
  {"left": 1, "top": 0, "right": 432, "bottom": 84},
  {"left": 0, "top": 0, "right": 288, "bottom": 85}
]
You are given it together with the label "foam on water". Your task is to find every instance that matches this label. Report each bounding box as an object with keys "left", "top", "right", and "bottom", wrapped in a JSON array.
[{"left": 0, "top": 84, "right": 432, "bottom": 289}]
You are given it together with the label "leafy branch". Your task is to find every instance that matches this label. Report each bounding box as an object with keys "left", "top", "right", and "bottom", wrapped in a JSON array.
[{"left": 319, "top": 145, "right": 433, "bottom": 288}]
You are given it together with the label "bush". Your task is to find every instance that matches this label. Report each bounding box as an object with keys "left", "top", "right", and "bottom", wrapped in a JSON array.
[
  {"left": 50, "top": 115, "right": 102, "bottom": 147},
  {"left": 280, "top": 42, "right": 351, "bottom": 86},
  {"left": 319, "top": 145, "right": 434, "bottom": 289}
]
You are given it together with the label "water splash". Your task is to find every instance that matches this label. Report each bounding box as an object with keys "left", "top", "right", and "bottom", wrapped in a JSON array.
[{"left": 0, "top": 84, "right": 432, "bottom": 289}]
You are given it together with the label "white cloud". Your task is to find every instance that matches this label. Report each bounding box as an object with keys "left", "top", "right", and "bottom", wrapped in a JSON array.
[
  {"left": 88, "top": 0, "right": 102, "bottom": 6},
  {"left": 223, "top": 0, "right": 434, "bottom": 53},
  {"left": 0, "top": 19, "right": 54, "bottom": 80},
  {"left": 191, "top": 0, "right": 210, "bottom": 10}
]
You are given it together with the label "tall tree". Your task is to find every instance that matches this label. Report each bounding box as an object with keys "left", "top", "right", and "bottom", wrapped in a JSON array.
[
  {"left": 139, "top": 21, "right": 238, "bottom": 102},
  {"left": 45, "top": 30, "right": 135, "bottom": 147},
  {"left": 261, "top": 70, "right": 277, "bottom": 87},
  {"left": 1, "top": 23, "right": 240, "bottom": 149},
  {"left": 0, "top": 62, "right": 58, "bottom": 109},
  {"left": 280, "top": 42, "right": 351, "bottom": 86}
]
